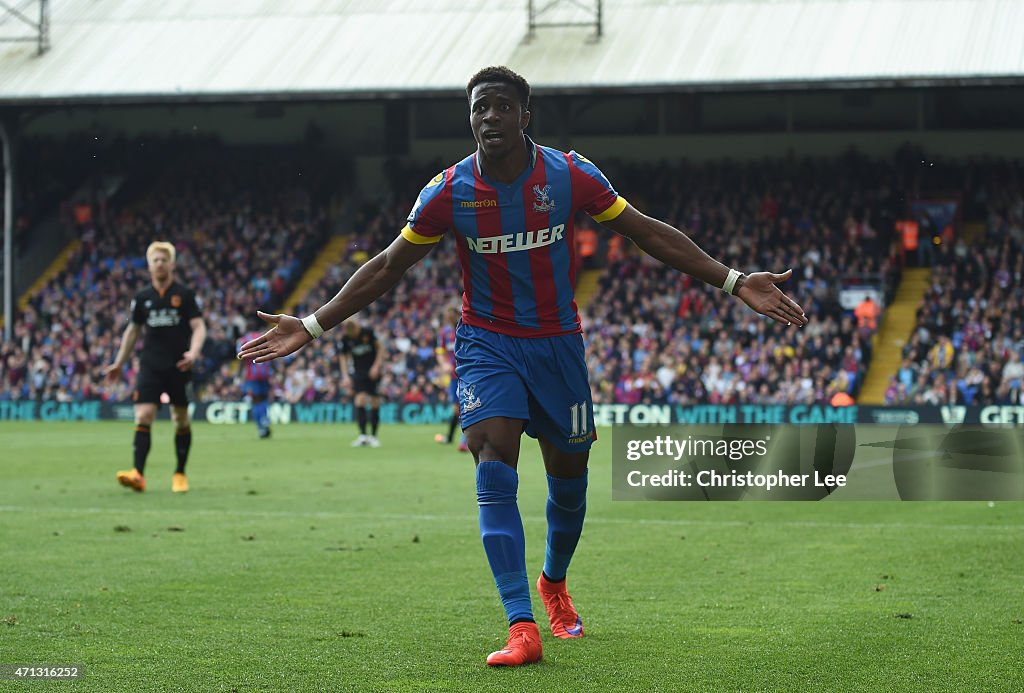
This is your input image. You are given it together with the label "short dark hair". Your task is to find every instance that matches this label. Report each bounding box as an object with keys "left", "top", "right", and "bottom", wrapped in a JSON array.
[{"left": 466, "top": 66, "right": 530, "bottom": 110}]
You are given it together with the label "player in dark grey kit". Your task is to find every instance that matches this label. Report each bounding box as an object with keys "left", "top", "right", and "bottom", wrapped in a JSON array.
[
  {"left": 340, "top": 318, "right": 384, "bottom": 447},
  {"left": 104, "top": 241, "right": 206, "bottom": 493}
]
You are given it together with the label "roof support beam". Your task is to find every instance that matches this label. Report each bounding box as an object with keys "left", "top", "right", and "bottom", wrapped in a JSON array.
[
  {"left": 527, "top": 0, "right": 601, "bottom": 41},
  {"left": 0, "top": 0, "right": 50, "bottom": 55}
]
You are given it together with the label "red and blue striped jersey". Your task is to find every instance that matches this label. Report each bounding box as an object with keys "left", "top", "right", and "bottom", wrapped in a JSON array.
[
  {"left": 238, "top": 331, "right": 272, "bottom": 381},
  {"left": 402, "top": 138, "right": 627, "bottom": 338},
  {"left": 437, "top": 324, "right": 457, "bottom": 370}
]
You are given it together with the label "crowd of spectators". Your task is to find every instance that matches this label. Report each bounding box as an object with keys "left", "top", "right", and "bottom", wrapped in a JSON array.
[
  {"left": 582, "top": 153, "right": 902, "bottom": 407},
  {"left": 207, "top": 171, "right": 464, "bottom": 406},
  {"left": 1, "top": 143, "right": 337, "bottom": 402},
  {"left": 885, "top": 159, "right": 1024, "bottom": 405},
  {"left": 9, "top": 133, "right": 218, "bottom": 253},
  {"left": 3, "top": 145, "right": 1021, "bottom": 412}
]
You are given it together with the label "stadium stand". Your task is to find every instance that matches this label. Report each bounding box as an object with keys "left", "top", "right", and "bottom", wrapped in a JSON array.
[
  {"left": 5, "top": 147, "right": 1022, "bottom": 407},
  {"left": 194, "top": 150, "right": 1001, "bottom": 408},
  {"left": 885, "top": 163, "right": 1024, "bottom": 405},
  {"left": 580, "top": 153, "right": 902, "bottom": 406},
  {"left": 0, "top": 140, "right": 339, "bottom": 402}
]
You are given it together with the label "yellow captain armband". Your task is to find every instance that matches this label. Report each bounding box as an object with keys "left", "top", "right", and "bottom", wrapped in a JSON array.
[
  {"left": 591, "top": 196, "right": 627, "bottom": 223},
  {"left": 401, "top": 224, "right": 443, "bottom": 245}
]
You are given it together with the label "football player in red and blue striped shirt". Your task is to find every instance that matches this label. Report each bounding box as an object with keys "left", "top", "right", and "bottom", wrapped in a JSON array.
[
  {"left": 434, "top": 305, "right": 468, "bottom": 451},
  {"left": 238, "top": 328, "right": 273, "bottom": 439},
  {"left": 239, "top": 66, "right": 808, "bottom": 667}
]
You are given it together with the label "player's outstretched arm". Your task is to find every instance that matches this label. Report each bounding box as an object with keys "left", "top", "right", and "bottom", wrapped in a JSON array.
[
  {"left": 104, "top": 322, "right": 141, "bottom": 382},
  {"left": 600, "top": 203, "right": 807, "bottom": 327},
  {"left": 237, "top": 235, "right": 434, "bottom": 364}
]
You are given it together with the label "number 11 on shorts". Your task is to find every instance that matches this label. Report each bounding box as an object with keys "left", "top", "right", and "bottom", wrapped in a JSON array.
[{"left": 569, "top": 402, "right": 588, "bottom": 437}]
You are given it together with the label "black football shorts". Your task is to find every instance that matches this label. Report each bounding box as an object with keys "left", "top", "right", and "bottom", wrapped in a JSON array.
[{"left": 134, "top": 366, "right": 192, "bottom": 406}]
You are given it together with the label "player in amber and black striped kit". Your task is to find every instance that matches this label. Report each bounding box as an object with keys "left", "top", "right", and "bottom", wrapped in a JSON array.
[{"left": 104, "top": 241, "right": 207, "bottom": 493}]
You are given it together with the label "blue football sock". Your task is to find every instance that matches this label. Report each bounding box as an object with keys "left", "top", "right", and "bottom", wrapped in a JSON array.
[
  {"left": 252, "top": 401, "right": 269, "bottom": 431},
  {"left": 543, "top": 471, "right": 588, "bottom": 582},
  {"left": 476, "top": 460, "right": 533, "bottom": 624}
]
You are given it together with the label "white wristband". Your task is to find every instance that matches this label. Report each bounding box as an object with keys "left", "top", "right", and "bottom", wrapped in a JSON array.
[
  {"left": 301, "top": 314, "right": 324, "bottom": 340},
  {"left": 722, "top": 268, "right": 742, "bottom": 295}
]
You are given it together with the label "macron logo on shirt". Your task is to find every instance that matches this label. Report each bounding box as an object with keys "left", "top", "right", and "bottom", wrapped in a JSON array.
[{"left": 466, "top": 224, "right": 565, "bottom": 255}]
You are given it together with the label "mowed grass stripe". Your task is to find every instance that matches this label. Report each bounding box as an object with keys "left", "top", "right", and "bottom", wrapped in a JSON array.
[{"left": 1, "top": 503, "right": 1022, "bottom": 533}]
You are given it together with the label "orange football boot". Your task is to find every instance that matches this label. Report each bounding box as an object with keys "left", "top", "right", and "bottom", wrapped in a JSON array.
[
  {"left": 537, "top": 574, "right": 584, "bottom": 639},
  {"left": 116, "top": 469, "right": 146, "bottom": 492},
  {"left": 171, "top": 473, "right": 189, "bottom": 493},
  {"left": 485, "top": 621, "right": 543, "bottom": 667}
]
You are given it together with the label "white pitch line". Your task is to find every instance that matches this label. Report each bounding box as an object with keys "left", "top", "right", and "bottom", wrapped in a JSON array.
[{"left": 0, "top": 505, "right": 1019, "bottom": 533}]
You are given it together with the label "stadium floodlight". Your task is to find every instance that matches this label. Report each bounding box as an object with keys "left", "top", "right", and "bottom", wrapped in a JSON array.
[
  {"left": 0, "top": 0, "right": 49, "bottom": 55},
  {"left": 527, "top": 0, "right": 602, "bottom": 41}
]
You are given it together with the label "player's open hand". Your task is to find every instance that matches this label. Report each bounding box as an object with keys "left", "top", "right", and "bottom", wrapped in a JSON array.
[
  {"left": 102, "top": 363, "right": 122, "bottom": 384},
  {"left": 736, "top": 269, "right": 807, "bottom": 326},
  {"left": 176, "top": 350, "right": 199, "bottom": 372},
  {"left": 237, "top": 311, "right": 312, "bottom": 363}
]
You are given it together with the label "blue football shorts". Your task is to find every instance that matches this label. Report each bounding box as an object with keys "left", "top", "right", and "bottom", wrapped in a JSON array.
[
  {"left": 455, "top": 322, "right": 596, "bottom": 453},
  {"left": 241, "top": 380, "right": 270, "bottom": 399}
]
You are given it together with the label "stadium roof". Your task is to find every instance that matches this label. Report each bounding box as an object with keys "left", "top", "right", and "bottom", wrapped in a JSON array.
[{"left": 0, "top": 0, "right": 1022, "bottom": 105}]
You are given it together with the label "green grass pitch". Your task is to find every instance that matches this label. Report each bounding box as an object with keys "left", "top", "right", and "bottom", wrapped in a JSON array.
[{"left": 2, "top": 421, "right": 1022, "bottom": 692}]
